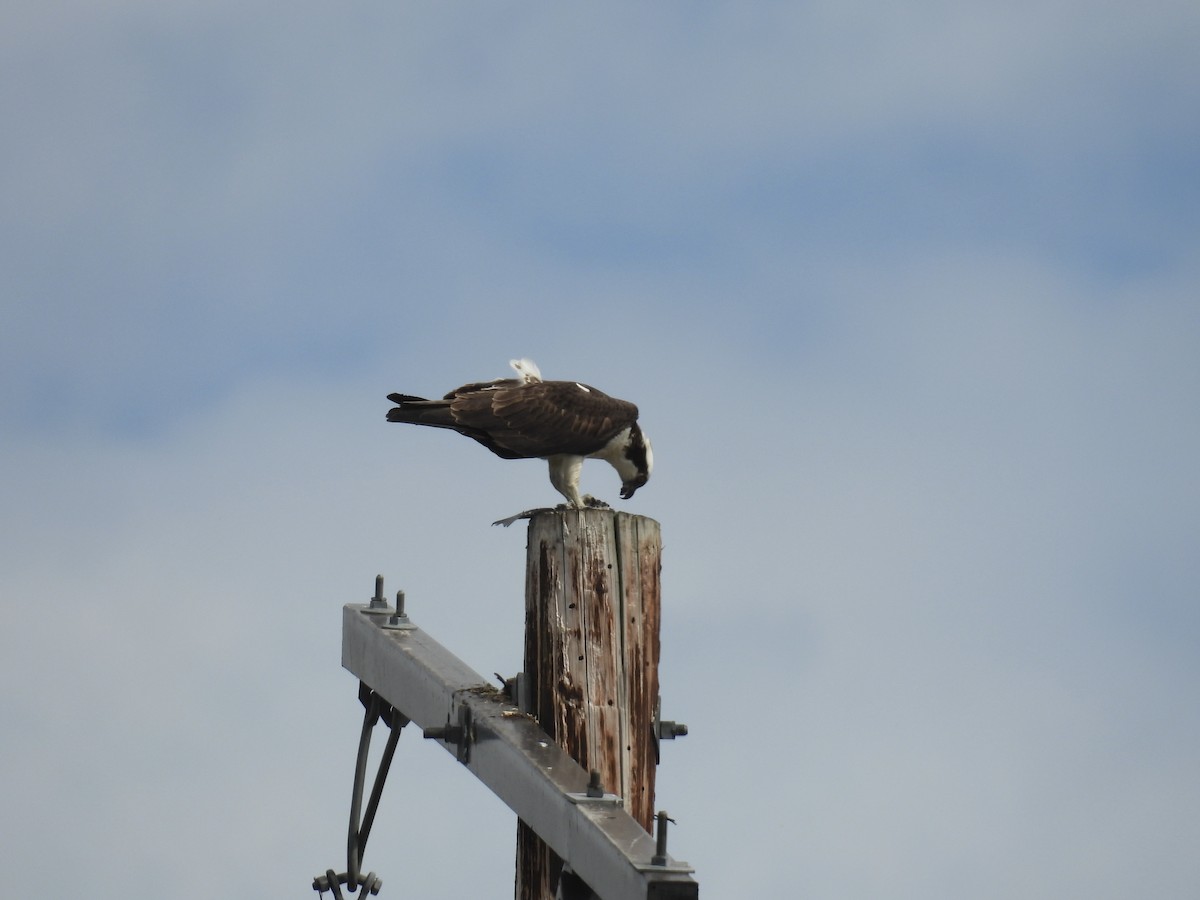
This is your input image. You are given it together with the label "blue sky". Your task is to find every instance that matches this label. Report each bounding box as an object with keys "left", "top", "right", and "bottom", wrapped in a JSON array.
[{"left": 2, "top": 3, "right": 1198, "bottom": 898}]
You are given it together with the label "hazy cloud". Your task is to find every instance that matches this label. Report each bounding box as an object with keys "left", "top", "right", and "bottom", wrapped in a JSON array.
[{"left": 2, "top": 3, "right": 1197, "bottom": 898}]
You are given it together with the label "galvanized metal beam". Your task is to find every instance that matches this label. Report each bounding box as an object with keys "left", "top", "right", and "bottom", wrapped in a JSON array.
[{"left": 342, "top": 602, "right": 698, "bottom": 900}]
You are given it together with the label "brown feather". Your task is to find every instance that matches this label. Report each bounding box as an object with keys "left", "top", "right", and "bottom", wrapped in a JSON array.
[{"left": 443, "top": 381, "right": 637, "bottom": 457}]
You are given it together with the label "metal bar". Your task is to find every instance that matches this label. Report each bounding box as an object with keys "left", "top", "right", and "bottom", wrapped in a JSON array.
[
  {"left": 346, "top": 695, "right": 376, "bottom": 888},
  {"left": 341, "top": 604, "right": 698, "bottom": 900},
  {"left": 344, "top": 687, "right": 404, "bottom": 892},
  {"left": 324, "top": 869, "right": 344, "bottom": 900},
  {"left": 359, "top": 722, "right": 402, "bottom": 850}
]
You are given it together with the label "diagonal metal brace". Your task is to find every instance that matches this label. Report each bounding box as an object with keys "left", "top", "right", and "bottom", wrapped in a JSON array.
[{"left": 312, "top": 682, "right": 408, "bottom": 897}]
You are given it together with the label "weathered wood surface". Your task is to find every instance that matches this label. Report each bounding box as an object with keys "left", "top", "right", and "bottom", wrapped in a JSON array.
[{"left": 516, "top": 508, "right": 663, "bottom": 900}]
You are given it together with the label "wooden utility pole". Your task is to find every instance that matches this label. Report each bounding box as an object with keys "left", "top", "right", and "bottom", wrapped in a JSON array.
[{"left": 516, "top": 508, "right": 663, "bottom": 900}]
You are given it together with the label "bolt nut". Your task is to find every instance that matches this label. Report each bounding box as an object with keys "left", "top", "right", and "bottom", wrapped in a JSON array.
[{"left": 586, "top": 770, "right": 605, "bottom": 798}]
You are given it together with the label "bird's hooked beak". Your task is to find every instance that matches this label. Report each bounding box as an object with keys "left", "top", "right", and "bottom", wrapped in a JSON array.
[
  {"left": 620, "top": 473, "right": 648, "bottom": 500},
  {"left": 618, "top": 425, "right": 652, "bottom": 500}
]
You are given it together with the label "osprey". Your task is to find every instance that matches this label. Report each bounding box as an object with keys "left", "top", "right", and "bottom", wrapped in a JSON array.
[{"left": 386, "top": 359, "right": 652, "bottom": 507}]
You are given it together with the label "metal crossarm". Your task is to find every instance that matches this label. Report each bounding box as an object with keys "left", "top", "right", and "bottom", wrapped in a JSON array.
[{"left": 341, "top": 602, "right": 698, "bottom": 900}]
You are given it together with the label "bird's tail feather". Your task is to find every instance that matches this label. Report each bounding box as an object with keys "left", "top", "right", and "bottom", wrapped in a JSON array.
[{"left": 385, "top": 394, "right": 457, "bottom": 427}]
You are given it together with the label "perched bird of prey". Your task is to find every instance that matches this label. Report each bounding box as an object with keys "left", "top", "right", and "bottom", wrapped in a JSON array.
[{"left": 386, "top": 359, "right": 652, "bottom": 507}]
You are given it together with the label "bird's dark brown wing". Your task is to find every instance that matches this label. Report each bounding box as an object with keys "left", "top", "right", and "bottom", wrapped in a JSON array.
[{"left": 449, "top": 380, "right": 638, "bottom": 457}]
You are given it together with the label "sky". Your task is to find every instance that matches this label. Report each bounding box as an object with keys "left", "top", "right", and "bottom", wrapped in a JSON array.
[{"left": 2, "top": 2, "right": 1198, "bottom": 898}]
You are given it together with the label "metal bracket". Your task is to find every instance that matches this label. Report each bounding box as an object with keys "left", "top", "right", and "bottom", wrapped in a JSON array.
[
  {"left": 312, "top": 683, "right": 408, "bottom": 897},
  {"left": 422, "top": 702, "right": 473, "bottom": 764},
  {"left": 497, "top": 671, "right": 535, "bottom": 714}
]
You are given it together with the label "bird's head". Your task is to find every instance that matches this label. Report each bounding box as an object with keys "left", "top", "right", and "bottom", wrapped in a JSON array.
[{"left": 618, "top": 423, "right": 653, "bottom": 499}]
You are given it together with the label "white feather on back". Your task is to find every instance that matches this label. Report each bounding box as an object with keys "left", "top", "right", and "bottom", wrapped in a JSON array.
[{"left": 509, "top": 358, "right": 543, "bottom": 384}]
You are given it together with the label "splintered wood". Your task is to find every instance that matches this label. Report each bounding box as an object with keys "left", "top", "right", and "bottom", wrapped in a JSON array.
[{"left": 515, "top": 509, "right": 662, "bottom": 900}]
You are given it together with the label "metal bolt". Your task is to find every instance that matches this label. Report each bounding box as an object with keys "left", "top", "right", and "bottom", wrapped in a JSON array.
[
  {"left": 586, "top": 769, "right": 605, "bottom": 798},
  {"left": 388, "top": 588, "right": 422, "bottom": 628},
  {"left": 653, "top": 697, "right": 689, "bottom": 743},
  {"left": 664, "top": 721, "right": 688, "bottom": 738},
  {"left": 423, "top": 724, "right": 463, "bottom": 743},
  {"left": 651, "top": 810, "right": 675, "bottom": 866},
  {"left": 369, "top": 575, "right": 389, "bottom": 610},
  {"left": 389, "top": 590, "right": 409, "bottom": 626}
]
